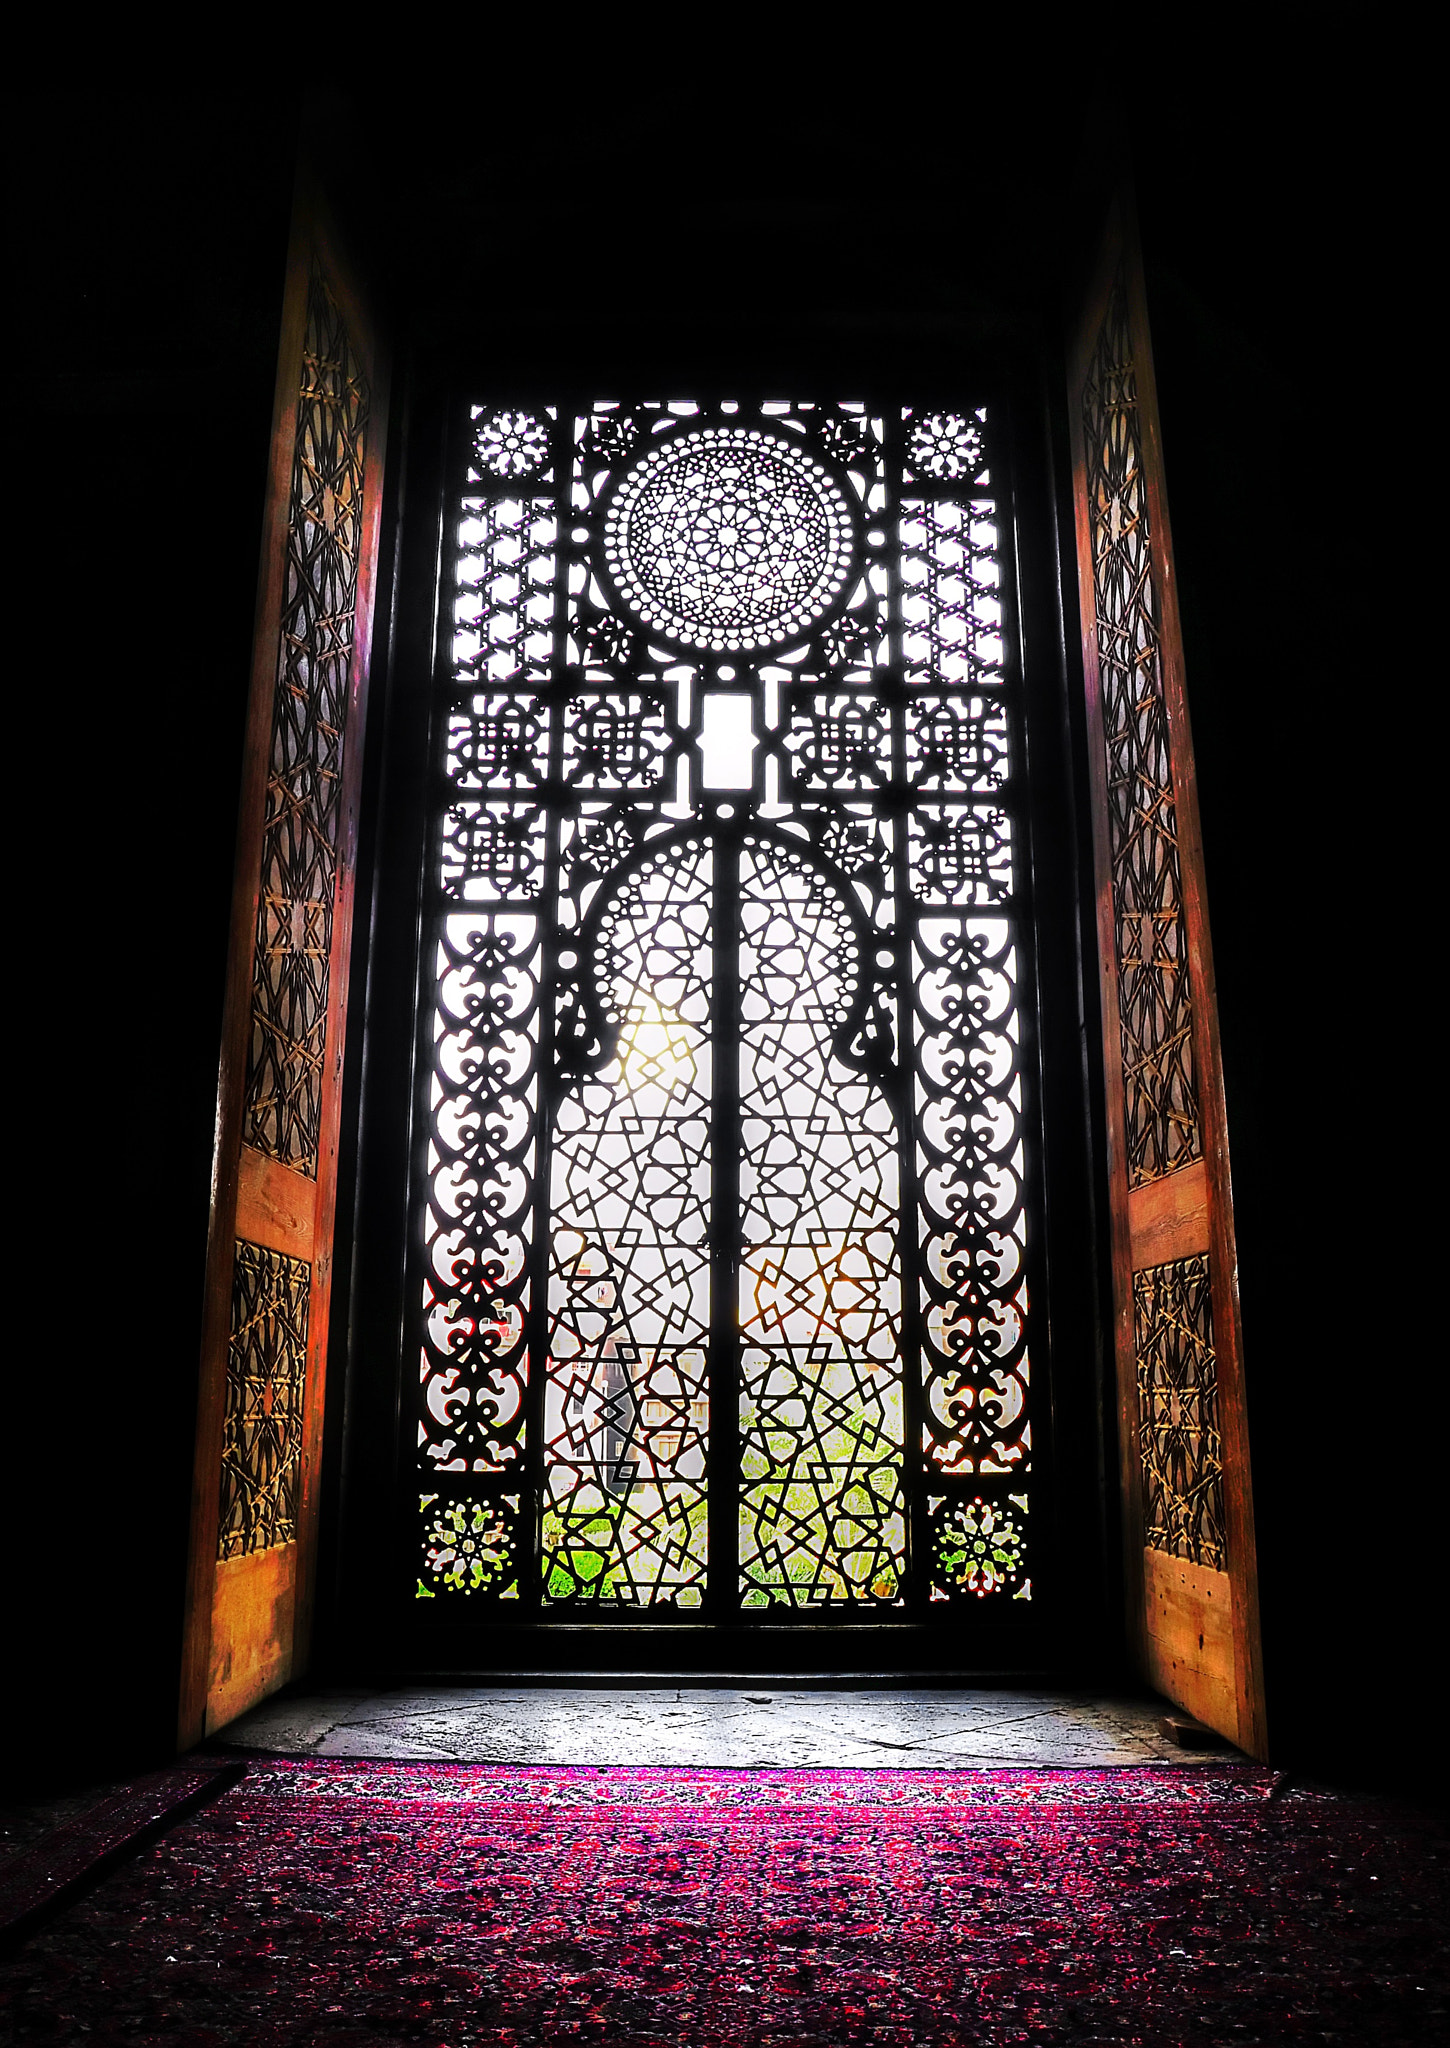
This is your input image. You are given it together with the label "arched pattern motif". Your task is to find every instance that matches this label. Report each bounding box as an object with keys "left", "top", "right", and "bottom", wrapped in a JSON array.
[{"left": 540, "top": 827, "right": 907, "bottom": 1610}]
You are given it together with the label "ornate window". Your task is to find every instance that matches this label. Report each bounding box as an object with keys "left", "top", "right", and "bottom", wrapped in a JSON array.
[{"left": 410, "top": 396, "right": 1040, "bottom": 1622}]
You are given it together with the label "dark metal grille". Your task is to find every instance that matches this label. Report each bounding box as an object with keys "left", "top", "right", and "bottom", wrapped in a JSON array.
[
  {"left": 218, "top": 1240, "right": 311, "bottom": 1558},
  {"left": 1133, "top": 1253, "right": 1225, "bottom": 1569},
  {"left": 412, "top": 400, "right": 1037, "bottom": 1617},
  {"left": 1081, "top": 277, "right": 1200, "bottom": 1186},
  {"left": 243, "top": 271, "right": 370, "bottom": 1172}
]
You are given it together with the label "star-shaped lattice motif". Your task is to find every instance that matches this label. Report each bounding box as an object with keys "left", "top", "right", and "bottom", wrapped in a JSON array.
[
  {"left": 906, "top": 411, "right": 985, "bottom": 481},
  {"left": 472, "top": 408, "right": 550, "bottom": 479}
]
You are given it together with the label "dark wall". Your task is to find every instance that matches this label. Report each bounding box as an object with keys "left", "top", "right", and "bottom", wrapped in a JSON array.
[
  {"left": 12, "top": 67, "right": 1423, "bottom": 1797},
  {"left": 1137, "top": 101, "right": 1435, "bottom": 1795},
  {"left": 10, "top": 98, "right": 295, "bottom": 1785}
]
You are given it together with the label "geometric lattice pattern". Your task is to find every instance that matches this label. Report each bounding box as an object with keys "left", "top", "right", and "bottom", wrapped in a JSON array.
[
  {"left": 446, "top": 695, "right": 550, "bottom": 790},
  {"left": 905, "top": 693, "right": 1010, "bottom": 793},
  {"left": 544, "top": 837, "right": 714, "bottom": 1608},
  {"left": 217, "top": 1240, "right": 311, "bottom": 1558},
  {"left": 1133, "top": 1253, "right": 1225, "bottom": 1569},
  {"left": 1082, "top": 273, "right": 1201, "bottom": 1185},
  {"left": 454, "top": 498, "right": 556, "bottom": 684},
  {"left": 737, "top": 836, "right": 905, "bottom": 1607},
  {"left": 243, "top": 271, "right": 369, "bottom": 1173},
  {"left": 414, "top": 394, "right": 1036, "bottom": 1613},
  {"left": 900, "top": 499, "right": 1004, "bottom": 690},
  {"left": 561, "top": 691, "right": 676, "bottom": 791}
]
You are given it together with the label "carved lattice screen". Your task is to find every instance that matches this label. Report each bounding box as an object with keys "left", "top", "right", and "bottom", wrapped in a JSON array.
[{"left": 408, "top": 397, "right": 1045, "bottom": 1624}]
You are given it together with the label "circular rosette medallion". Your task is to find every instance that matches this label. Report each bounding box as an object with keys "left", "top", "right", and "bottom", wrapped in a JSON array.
[{"left": 600, "top": 426, "right": 857, "bottom": 654}]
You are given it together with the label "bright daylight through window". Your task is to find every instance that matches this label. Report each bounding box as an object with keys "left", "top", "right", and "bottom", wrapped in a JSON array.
[{"left": 411, "top": 397, "right": 1036, "bottom": 1619}]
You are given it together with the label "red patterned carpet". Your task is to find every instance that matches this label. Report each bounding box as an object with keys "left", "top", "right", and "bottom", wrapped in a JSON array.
[{"left": 3, "top": 1760, "right": 1446, "bottom": 2044}]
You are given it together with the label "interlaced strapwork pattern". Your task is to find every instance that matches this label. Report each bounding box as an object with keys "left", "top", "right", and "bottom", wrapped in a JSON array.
[
  {"left": 738, "top": 839, "right": 905, "bottom": 1608},
  {"left": 1134, "top": 1255, "right": 1224, "bottom": 1569},
  {"left": 561, "top": 691, "right": 676, "bottom": 790},
  {"left": 440, "top": 804, "right": 549, "bottom": 903},
  {"left": 446, "top": 696, "right": 550, "bottom": 791},
  {"left": 218, "top": 1241, "right": 310, "bottom": 1558},
  {"left": 544, "top": 839, "right": 714, "bottom": 1608},
  {"left": 908, "top": 806, "right": 1014, "bottom": 906},
  {"left": 905, "top": 695, "right": 1010, "bottom": 792},
  {"left": 1083, "top": 275, "right": 1200, "bottom": 1185},
  {"left": 782, "top": 693, "right": 891, "bottom": 791},
  {"left": 244, "top": 270, "right": 369, "bottom": 1171}
]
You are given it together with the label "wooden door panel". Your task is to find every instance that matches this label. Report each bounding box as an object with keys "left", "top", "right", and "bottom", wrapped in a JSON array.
[
  {"left": 1069, "top": 196, "right": 1266, "bottom": 1758},
  {"left": 236, "top": 1146, "right": 316, "bottom": 1262},
  {"left": 209, "top": 1544, "right": 298, "bottom": 1733},
  {"left": 179, "top": 177, "right": 389, "bottom": 1748},
  {"left": 1143, "top": 1549, "right": 1236, "bottom": 1734},
  {"left": 206, "top": 1148, "right": 316, "bottom": 1730},
  {"left": 1127, "top": 1159, "right": 1209, "bottom": 1267}
]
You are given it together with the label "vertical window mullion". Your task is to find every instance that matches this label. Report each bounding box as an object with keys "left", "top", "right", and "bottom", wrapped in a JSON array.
[{"left": 706, "top": 823, "right": 742, "bottom": 1616}]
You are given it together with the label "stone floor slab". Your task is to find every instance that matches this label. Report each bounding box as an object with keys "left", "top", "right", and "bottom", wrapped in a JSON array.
[{"left": 223, "top": 1685, "right": 1239, "bottom": 1767}]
